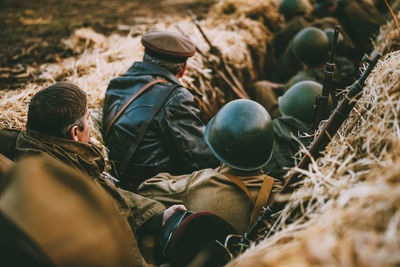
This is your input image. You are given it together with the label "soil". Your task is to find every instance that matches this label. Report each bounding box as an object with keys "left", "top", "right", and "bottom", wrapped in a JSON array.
[{"left": 0, "top": 0, "right": 215, "bottom": 89}]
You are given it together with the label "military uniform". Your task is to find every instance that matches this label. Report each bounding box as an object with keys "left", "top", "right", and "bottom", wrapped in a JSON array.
[
  {"left": 137, "top": 164, "right": 281, "bottom": 234},
  {"left": 273, "top": 16, "right": 353, "bottom": 82},
  {"left": 285, "top": 56, "right": 355, "bottom": 90},
  {"left": 313, "top": 0, "right": 385, "bottom": 58},
  {"left": 102, "top": 31, "right": 218, "bottom": 191},
  {"left": 138, "top": 99, "right": 279, "bottom": 234},
  {"left": 249, "top": 81, "right": 283, "bottom": 119},
  {"left": 9, "top": 130, "right": 165, "bottom": 265},
  {"left": 0, "top": 128, "right": 19, "bottom": 160},
  {"left": 263, "top": 116, "right": 313, "bottom": 181},
  {"left": 0, "top": 153, "right": 13, "bottom": 181},
  {"left": 0, "top": 156, "right": 143, "bottom": 266}
]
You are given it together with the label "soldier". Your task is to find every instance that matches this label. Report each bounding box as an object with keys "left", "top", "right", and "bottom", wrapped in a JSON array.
[
  {"left": 102, "top": 30, "right": 218, "bottom": 192},
  {"left": 312, "top": 0, "right": 386, "bottom": 59},
  {"left": 0, "top": 156, "right": 143, "bottom": 266},
  {"left": 137, "top": 99, "right": 281, "bottom": 234},
  {"left": 2, "top": 82, "right": 186, "bottom": 265},
  {"left": 263, "top": 81, "right": 323, "bottom": 181},
  {"left": 274, "top": 0, "right": 314, "bottom": 59},
  {"left": 272, "top": 0, "right": 354, "bottom": 82},
  {"left": 285, "top": 26, "right": 330, "bottom": 89},
  {"left": 251, "top": 27, "right": 353, "bottom": 119},
  {"left": 288, "top": 27, "right": 355, "bottom": 89}
]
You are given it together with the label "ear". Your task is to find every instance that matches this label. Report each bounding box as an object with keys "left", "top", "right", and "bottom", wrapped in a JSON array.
[{"left": 70, "top": 126, "right": 79, "bottom": 141}]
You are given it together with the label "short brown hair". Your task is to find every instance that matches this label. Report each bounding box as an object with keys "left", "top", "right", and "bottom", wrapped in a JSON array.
[{"left": 27, "top": 82, "right": 87, "bottom": 139}]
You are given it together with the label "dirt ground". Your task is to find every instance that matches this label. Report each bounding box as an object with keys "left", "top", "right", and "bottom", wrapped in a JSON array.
[{"left": 0, "top": 0, "right": 215, "bottom": 89}]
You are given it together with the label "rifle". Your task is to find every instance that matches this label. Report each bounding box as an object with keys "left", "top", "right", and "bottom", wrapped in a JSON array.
[
  {"left": 224, "top": 52, "right": 382, "bottom": 257},
  {"left": 312, "top": 25, "right": 340, "bottom": 131},
  {"left": 187, "top": 10, "right": 250, "bottom": 99}
]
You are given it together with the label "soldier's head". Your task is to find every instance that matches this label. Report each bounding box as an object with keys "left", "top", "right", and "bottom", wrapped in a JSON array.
[
  {"left": 291, "top": 26, "right": 329, "bottom": 68},
  {"left": 205, "top": 99, "right": 274, "bottom": 171},
  {"left": 278, "top": 80, "right": 323, "bottom": 126},
  {"left": 279, "top": 0, "right": 313, "bottom": 21},
  {"left": 27, "top": 82, "right": 91, "bottom": 143},
  {"left": 142, "top": 31, "right": 196, "bottom": 77}
]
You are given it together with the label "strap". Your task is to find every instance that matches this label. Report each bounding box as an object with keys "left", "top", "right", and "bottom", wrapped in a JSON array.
[
  {"left": 224, "top": 173, "right": 255, "bottom": 212},
  {"left": 119, "top": 83, "right": 179, "bottom": 177},
  {"left": 224, "top": 173, "right": 275, "bottom": 227},
  {"left": 249, "top": 175, "right": 275, "bottom": 226},
  {"left": 104, "top": 79, "right": 169, "bottom": 140}
]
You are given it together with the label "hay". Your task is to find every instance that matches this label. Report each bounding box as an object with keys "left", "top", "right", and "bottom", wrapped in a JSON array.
[
  {"left": 228, "top": 15, "right": 400, "bottom": 267},
  {"left": 1, "top": 0, "right": 277, "bottom": 132},
  {"left": 2, "top": 0, "right": 400, "bottom": 265}
]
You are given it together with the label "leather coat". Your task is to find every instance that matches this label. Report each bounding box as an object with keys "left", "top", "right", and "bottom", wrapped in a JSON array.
[{"left": 102, "top": 61, "right": 218, "bottom": 191}]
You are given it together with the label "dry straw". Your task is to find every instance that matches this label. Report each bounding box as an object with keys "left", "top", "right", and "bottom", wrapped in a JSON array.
[
  {"left": 228, "top": 10, "right": 400, "bottom": 267},
  {"left": 0, "top": 0, "right": 278, "bottom": 135},
  {"left": 1, "top": 0, "right": 400, "bottom": 266}
]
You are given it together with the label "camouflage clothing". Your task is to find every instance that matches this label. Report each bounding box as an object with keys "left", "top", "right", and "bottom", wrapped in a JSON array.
[{"left": 263, "top": 116, "right": 313, "bottom": 182}]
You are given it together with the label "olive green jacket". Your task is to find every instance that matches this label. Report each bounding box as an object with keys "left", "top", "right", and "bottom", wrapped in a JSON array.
[
  {"left": 14, "top": 130, "right": 166, "bottom": 266},
  {"left": 137, "top": 164, "right": 281, "bottom": 234}
]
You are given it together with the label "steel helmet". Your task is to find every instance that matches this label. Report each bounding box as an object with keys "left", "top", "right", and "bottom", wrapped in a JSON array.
[
  {"left": 205, "top": 99, "right": 273, "bottom": 171},
  {"left": 291, "top": 26, "right": 329, "bottom": 67},
  {"left": 279, "top": 0, "right": 312, "bottom": 17},
  {"left": 278, "top": 80, "right": 322, "bottom": 125}
]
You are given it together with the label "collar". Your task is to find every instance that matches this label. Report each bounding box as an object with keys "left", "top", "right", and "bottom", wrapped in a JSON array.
[
  {"left": 218, "top": 164, "right": 263, "bottom": 176},
  {"left": 15, "top": 131, "right": 105, "bottom": 178},
  {"left": 125, "top": 61, "right": 182, "bottom": 85}
]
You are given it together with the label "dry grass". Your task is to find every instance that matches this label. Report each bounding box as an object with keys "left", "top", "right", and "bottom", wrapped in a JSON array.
[
  {"left": 1, "top": 1, "right": 400, "bottom": 266},
  {"left": 228, "top": 10, "right": 400, "bottom": 267}
]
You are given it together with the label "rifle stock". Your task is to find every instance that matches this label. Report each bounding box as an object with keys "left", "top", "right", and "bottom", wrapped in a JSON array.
[
  {"left": 312, "top": 25, "right": 340, "bottom": 131},
  {"left": 225, "top": 52, "right": 382, "bottom": 256}
]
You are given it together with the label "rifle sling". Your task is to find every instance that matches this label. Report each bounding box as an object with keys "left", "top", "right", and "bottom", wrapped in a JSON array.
[
  {"left": 104, "top": 79, "right": 169, "bottom": 140},
  {"left": 224, "top": 173, "right": 275, "bottom": 227}
]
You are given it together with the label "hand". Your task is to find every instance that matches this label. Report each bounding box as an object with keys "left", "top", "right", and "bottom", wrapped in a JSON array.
[{"left": 162, "top": 205, "right": 187, "bottom": 226}]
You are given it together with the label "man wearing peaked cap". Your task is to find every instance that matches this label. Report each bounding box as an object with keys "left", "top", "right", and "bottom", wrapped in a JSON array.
[{"left": 102, "top": 30, "right": 218, "bottom": 192}]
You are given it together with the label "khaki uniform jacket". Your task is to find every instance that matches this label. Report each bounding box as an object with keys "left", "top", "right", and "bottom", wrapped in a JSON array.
[
  {"left": 13, "top": 130, "right": 165, "bottom": 266},
  {"left": 137, "top": 164, "right": 281, "bottom": 234}
]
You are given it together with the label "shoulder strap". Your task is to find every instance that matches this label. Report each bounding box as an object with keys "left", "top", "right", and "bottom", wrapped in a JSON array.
[
  {"left": 224, "top": 173, "right": 255, "bottom": 212},
  {"left": 249, "top": 174, "right": 275, "bottom": 227},
  {"left": 104, "top": 78, "right": 169, "bottom": 140},
  {"left": 224, "top": 173, "right": 275, "bottom": 228},
  {"left": 119, "top": 82, "right": 180, "bottom": 177}
]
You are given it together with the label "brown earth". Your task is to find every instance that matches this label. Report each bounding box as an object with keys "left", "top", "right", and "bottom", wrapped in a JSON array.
[{"left": 0, "top": 0, "right": 215, "bottom": 89}]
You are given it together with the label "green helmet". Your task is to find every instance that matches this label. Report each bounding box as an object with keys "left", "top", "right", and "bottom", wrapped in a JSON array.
[
  {"left": 205, "top": 99, "right": 273, "bottom": 171},
  {"left": 279, "top": 0, "right": 311, "bottom": 17},
  {"left": 278, "top": 80, "right": 322, "bottom": 125},
  {"left": 291, "top": 26, "right": 329, "bottom": 67}
]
